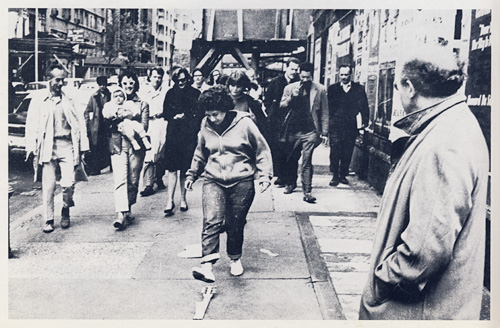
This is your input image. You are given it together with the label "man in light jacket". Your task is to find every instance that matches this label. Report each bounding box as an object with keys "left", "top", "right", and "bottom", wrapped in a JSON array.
[
  {"left": 25, "top": 64, "right": 89, "bottom": 233},
  {"left": 359, "top": 45, "right": 489, "bottom": 320}
]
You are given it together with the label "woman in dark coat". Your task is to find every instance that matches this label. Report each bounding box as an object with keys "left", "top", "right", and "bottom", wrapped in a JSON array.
[{"left": 162, "top": 68, "right": 202, "bottom": 216}]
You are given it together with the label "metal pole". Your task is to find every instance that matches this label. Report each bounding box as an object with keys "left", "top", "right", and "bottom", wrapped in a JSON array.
[{"left": 35, "top": 8, "right": 39, "bottom": 82}]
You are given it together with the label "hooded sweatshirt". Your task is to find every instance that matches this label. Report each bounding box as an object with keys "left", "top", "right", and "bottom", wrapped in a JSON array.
[{"left": 186, "top": 110, "right": 273, "bottom": 187}]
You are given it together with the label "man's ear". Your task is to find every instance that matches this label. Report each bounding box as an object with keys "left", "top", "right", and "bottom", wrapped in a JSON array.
[{"left": 403, "top": 78, "right": 416, "bottom": 99}]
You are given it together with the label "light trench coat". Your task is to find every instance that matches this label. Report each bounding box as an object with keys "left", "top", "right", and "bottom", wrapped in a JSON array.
[
  {"left": 25, "top": 90, "right": 89, "bottom": 181},
  {"left": 359, "top": 95, "right": 489, "bottom": 320},
  {"left": 140, "top": 84, "right": 168, "bottom": 163}
]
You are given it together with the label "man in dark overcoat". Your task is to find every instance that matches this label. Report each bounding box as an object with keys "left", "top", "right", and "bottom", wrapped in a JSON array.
[{"left": 84, "top": 76, "right": 111, "bottom": 175}]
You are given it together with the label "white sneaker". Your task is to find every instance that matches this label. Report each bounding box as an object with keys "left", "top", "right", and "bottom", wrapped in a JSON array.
[
  {"left": 192, "top": 263, "right": 215, "bottom": 283},
  {"left": 230, "top": 259, "right": 244, "bottom": 276}
]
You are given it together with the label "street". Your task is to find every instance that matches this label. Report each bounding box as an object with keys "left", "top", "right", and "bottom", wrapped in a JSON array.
[{"left": 8, "top": 145, "right": 491, "bottom": 320}]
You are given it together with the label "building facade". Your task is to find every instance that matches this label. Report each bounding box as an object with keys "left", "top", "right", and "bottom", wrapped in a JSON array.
[{"left": 308, "top": 9, "right": 491, "bottom": 288}]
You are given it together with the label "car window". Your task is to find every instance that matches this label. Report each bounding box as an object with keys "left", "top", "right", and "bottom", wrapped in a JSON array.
[
  {"left": 27, "top": 83, "right": 46, "bottom": 90},
  {"left": 16, "top": 98, "right": 32, "bottom": 114}
]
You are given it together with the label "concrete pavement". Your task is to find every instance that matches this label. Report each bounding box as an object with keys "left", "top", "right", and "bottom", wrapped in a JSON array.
[{"left": 8, "top": 145, "right": 490, "bottom": 320}]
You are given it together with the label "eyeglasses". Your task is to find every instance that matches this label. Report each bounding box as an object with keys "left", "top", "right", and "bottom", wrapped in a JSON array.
[
  {"left": 178, "top": 78, "right": 187, "bottom": 82},
  {"left": 122, "top": 81, "right": 135, "bottom": 86},
  {"left": 193, "top": 74, "right": 203, "bottom": 77}
]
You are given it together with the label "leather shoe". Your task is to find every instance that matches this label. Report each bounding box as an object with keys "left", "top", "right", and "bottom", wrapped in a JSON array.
[
  {"left": 61, "top": 207, "right": 70, "bottom": 229},
  {"left": 283, "top": 184, "right": 296, "bottom": 194},
  {"left": 113, "top": 212, "right": 126, "bottom": 230},
  {"left": 180, "top": 203, "right": 189, "bottom": 212},
  {"left": 274, "top": 178, "right": 285, "bottom": 187},
  {"left": 156, "top": 179, "right": 166, "bottom": 190},
  {"left": 303, "top": 193, "right": 317, "bottom": 203},
  {"left": 329, "top": 177, "right": 339, "bottom": 186},
  {"left": 164, "top": 203, "right": 175, "bottom": 216},
  {"left": 140, "top": 186, "right": 155, "bottom": 197},
  {"left": 339, "top": 177, "right": 349, "bottom": 185}
]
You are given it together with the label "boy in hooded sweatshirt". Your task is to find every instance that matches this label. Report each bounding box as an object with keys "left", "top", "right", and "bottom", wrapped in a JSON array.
[{"left": 185, "top": 86, "right": 273, "bottom": 282}]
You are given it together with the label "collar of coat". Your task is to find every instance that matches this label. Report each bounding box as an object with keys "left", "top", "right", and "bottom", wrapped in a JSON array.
[
  {"left": 42, "top": 89, "right": 66, "bottom": 103},
  {"left": 393, "top": 94, "right": 466, "bottom": 137},
  {"left": 127, "top": 93, "right": 142, "bottom": 102}
]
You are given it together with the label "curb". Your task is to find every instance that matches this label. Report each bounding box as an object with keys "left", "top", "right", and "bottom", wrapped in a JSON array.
[{"left": 295, "top": 212, "right": 346, "bottom": 320}]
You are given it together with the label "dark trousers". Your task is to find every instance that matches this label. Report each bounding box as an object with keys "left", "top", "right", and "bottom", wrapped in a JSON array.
[
  {"left": 201, "top": 179, "right": 255, "bottom": 264},
  {"left": 329, "top": 131, "right": 357, "bottom": 178},
  {"left": 282, "top": 130, "right": 319, "bottom": 194},
  {"left": 86, "top": 129, "right": 110, "bottom": 174},
  {"left": 268, "top": 119, "right": 287, "bottom": 179}
]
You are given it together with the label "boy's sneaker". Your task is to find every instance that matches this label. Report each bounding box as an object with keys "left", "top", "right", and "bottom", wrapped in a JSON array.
[
  {"left": 230, "top": 259, "right": 244, "bottom": 276},
  {"left": 192, "top": 263, "right": 215, "bottom": 283}
]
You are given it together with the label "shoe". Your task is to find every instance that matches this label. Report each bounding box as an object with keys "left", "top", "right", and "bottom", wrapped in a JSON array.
[
  {"left": 43, "top": 220, "right": 55, "bottom": 233},
  {"left": 283, "top": 184, "right": 296, "bottom": 194},
  {"left": 339, "top": 177, "right": 349, "bottom": 185},
  {"left": 274, "top": 178, "right": 285, "bottom": 187},
  {"left": 113, "top": 212, "right": 126, "bottom": 230},
  {"left": 140, "top": 186, "right": 155, "bottom": 197},
  {"left": 125, "top": 211, "right": 135, "bottom": 222},
  {"left": 61, "top": 207, "right": 70, "bottom": 229},
  {"left": 180, "top": 203, "right": 189, "bottom": 212},
  {"left": 329, "top": 177, "right": 339, "bottom": 187},
  {"left": 192, "top": 264, "right": 215, "bottom": 283},
  {"left": 230, "top": 259, "right": 244, "bottom": 276},
  {"left": 156, "top": 179, "right": 166, "bottom": 190},
  {"left": 164, "top": 203, "right": 175, "bottom": 216},
  {"left": 303, "top": 193, "right": 317, "bottom": 204}
]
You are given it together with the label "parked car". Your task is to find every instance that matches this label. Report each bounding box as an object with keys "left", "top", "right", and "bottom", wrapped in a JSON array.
[
  {"left": 80, "top": 78, "right": 98, "bottom": 90},
  {"left": 63, "top": 78, "right": 83, "bottom": 90},
  {"left": 8, "top": 91, "right": 40, "bottom": 155},
  {"left": 26, "top": 81, "right": 48, "bottom": 91}
]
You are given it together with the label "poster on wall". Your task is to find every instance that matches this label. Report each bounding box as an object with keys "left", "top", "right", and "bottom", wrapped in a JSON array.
[
  {"left": 326, "top": 22, "right": 339, "bottom": 85},
  {"left": 465, "top": 9, "right": 491, "bottom": 153},
  {"left": 367, "top": 10, "right": 380, "bottom": 131},
  {"left": 314, "top": 37, "right": 321, "bottom": 83}
]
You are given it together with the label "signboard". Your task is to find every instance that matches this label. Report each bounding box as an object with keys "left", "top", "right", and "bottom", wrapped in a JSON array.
[
  {"left": 68, "top": 29, "right": 84, "bottom": 42},
  {"left": 465, "top": 9, "right": 491, "bottom": 152}
]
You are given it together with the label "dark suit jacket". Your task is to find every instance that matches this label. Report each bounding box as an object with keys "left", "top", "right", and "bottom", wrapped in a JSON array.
[
  {"left": 327, "top": 82, "right": 369, "bottom": 135},
  {"left": 264, "top": 74, "right": 290, "bottom": 123}
]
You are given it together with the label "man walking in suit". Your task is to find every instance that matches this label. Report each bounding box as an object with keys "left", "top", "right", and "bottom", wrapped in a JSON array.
[
  {"left": 279, "top": 62, "right": 329, "bottom": 203},
  {"left": 263, "top": 57, "right": 300, "bottom": 187},
  {"left": 327, "top": 65, "right": 369, "bottom": 186}
]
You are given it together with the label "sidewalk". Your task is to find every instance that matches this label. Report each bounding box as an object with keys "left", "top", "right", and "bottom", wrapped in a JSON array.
[{"left": 8, "top": 145, "right": 490, "bottom": 320}]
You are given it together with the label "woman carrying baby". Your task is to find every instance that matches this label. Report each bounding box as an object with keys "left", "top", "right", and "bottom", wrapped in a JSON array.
[{"left": 103, "top": 69, "right": 149, "bottom": 230}]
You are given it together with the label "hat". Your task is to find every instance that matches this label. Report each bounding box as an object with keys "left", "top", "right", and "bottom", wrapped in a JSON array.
[
  {"left": 108, "top": 85, "right": 126, "bottom": 97},
  {"left": 96, "top": 76, "right": 108, "bottom": 86}
]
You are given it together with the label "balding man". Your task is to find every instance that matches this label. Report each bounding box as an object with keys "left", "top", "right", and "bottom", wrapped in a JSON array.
[{"left": 359, "top": 45, "right": 489, "bottom": 320}]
